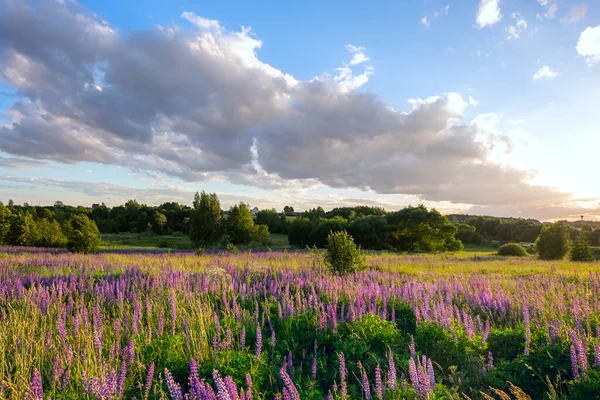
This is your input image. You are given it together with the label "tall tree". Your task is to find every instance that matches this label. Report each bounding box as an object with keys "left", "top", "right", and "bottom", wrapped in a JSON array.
[
  {"left": 226, "top": 203, "right": 256, "bottom": 245},
  {"left": 536, "top": 222, "right": 570, "bottom": 260},
  {"left": 190, "top": 191, "right": 222, "bottom": 247},
  {"left": 0, "top": 201, "right": 11, "bottom": 244}
]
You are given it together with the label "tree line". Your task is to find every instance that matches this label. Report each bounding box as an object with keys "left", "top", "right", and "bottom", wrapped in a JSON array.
[{"left": 0, "top": 201, "right": 100, "bottom": 253}]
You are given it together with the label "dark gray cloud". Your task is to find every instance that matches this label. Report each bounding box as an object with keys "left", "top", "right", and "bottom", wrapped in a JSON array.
[{"left": 0, "top": 0, "right": 593, "bottom": 220}]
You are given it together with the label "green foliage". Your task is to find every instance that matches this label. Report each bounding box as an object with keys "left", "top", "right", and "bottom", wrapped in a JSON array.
[
  {"left": 287, "top": 217, "right": 313, "bottom": 248},
  {"left": 455, "top": 223, "right": 484, "bottom": 245},
  {"left": 63, "top": 214, "right": 101, "bottom": 253},
  {"left": 309, "top": 217, "right": 348, "bottom": 248},
  {"left": 35, "top": 218, "right": 67, "bottom": 247},
  {"left": 570, "top": 235, "right": 594, "bottom": 262},
  {"left": 0, "top": 201, "right": 12, "bottom": 244},
  {"left": 255, "top": 209, "right": 287, "bottom": 234},
  {"left": 253, "top": 224, "right": 271, "bottom": 246},
  {"left": 6, "top": 212, "right": 41, "bottom": 246},
  {"left": 386, "top": 205, "right": 463, "bottom": 252},
  {"left": 348, "top": 215, "right": 392, "bottom": 250},
  {"left": 190, "top": 191, "right": 222, "bottom": 247},
  {"left": 324, "top": 230, "right": 365, "bottom": 275},
  {"left": 497, "top": 242, "right": 528, "bottom": 257},
  {"left": 536, "top": 222, "right": 571, "bottom": 260},
  {"left": 226, "top": 203, "right": 257, "bottom": 245}
]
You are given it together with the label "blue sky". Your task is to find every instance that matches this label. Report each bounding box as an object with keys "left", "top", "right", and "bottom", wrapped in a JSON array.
[{"left": 0, "top": 0, "right": 599, "bottom": 220}]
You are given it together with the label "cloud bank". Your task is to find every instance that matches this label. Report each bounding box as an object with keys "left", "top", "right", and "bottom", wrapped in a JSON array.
[{"left": 0, "top": 0, "right": 595, "bottom": 220}]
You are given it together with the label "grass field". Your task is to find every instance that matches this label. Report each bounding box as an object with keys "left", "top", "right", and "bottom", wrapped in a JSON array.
[{"left": 100, "top": 232, "right": 292, "bottom": 251}]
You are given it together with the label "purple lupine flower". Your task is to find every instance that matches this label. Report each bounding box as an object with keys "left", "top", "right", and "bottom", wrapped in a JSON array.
[
  {"left": 280, "top": 367, "right": 300, "bottom": 400},
  {"left": 30, "top": 369, "right": 43, "bottom": 400},
  {"left": 594, "top": 341, "right": 600, "bottom": 367},
  {"left": 170, "top": 291, "right": 177, "bottom": 336},
  {"left": 224, "top": 376, "right": 239, "bottom": 399},
  {"left": 427, "top": 357, "right": 435, "bottom": 388},
  {"left": 400, "top": 372, "right": 407, "bottom": 392},
  {"left": 338, "top": 352, "right": 347, "bottom": 400},
  {"left": 270, "top": 329, "right": 276, "bottom": 348},
  {"left": 361, "top": 364, "right": 372, "bottom": 399},
  {"left": 51, "top": 356, "right": 62, "bottom": 385},
  {"left": 409, "top": 337, "right": 417, "bottom": 360},
  {"left": 144, "top": 362, "right": 154, "bottom": 399},
  {"left": 375, "top": 363, "right": 383, "bottom": 399},
  {"left": 189, "top": 359, "right": 201, "bottom": 399},
  {"left": 481, "top": 319, "right": 491, "bottom": 346},
  {"left": 570, "top": 345, "right": 580, "bottom": 381},
  {"left": 327, "top": 391, "right": 334, "bottom": 400},
  {"left": 488, "top": 351, "right": 494, "bottom": 370},
  {"left": 387, "top": 352, "right": 397, "bottom": 390},
  {"left": 240, "top": 327, "right": 246, "bottom": 349},
  {"left": 255, "top": 325, "right": 262, "bottom": 360},
  {"left": 158, "top": 308, "right": 165, "bottom": 336},
  {"left": 117, "top": 361, "right": 127, "bottom": 398},
  {"left": 408, "top": 358, "right": 419, "bottom": 392},
  {"left": 311, "top": 357, "right": 317, "bottom": 380},
  {"left": 213, "top": 370, "right": 232, "bottom": 400},
  {"left": 523, "top": 302, "right": 531, "bottom": 356},
  {"left": 165, "top": 369, "right": 184, "bottom": 400}
]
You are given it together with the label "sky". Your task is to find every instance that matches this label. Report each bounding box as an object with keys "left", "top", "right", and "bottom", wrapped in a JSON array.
[{"left": 0, "top": 0, "right": 599, "bottom": 220}]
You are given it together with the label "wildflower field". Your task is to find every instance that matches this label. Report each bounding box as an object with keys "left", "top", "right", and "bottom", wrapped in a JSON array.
[{"left": 1, "top": 248, "right": 600, "bottom": 399}]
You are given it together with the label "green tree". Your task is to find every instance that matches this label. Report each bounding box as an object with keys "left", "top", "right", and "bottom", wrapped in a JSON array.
[
  {"left": 253, "top": 224, "right": 271, "bottom": 246},
  {"left": 0, "top": 201, "right": 11, "bottom": 244},
  {"left": 348, "top": 215, "right": 392, "bottom": 250},
  {"left": 226, "top": 203, "right": 256, "bottom": 245},
  {"left": 386, "top": 205, "right": 463, "bottom": 252},
  {"left": 535, "top": 222, "right": 570, "bottom": 260},
  {"left": 6, "top": 212, "right": 40, "bottom": 246},
  {"left": 255, "top": 208, "right": 285, "bottom": 234},
  {"left": 570, "top": 235, "right": 594, "bottom": 262},
  {"left": 190, "top": 191, "right": 222, "bottom": 247},
  {"left": 324, "top": 230, "right": 365, "bottom": 275},
  {"left": 152, "top": 212, "right": 168, "bottom": 234},
  {"left": 36, "top": 218, "right": 67, "bottom": 247},
  {"left": 63, "top": 214, "right": 101, "bottom": 253},
  {"left": 287, "top": 217, "right": 313, "bottom": 248}
]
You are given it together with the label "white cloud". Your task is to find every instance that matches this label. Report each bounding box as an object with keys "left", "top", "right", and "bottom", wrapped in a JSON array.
[
  {"left": 533, "top": 65, "right": 558, "bottom": 80},
  {"left": 476, "top": 0, "right": 502, "bottom": 28},
  {"left": 421, "top": 16, "right": 430, "bottom": 28},
  {"left": 468, "top": 96, "right": 479, "bottom": 106},
  {"left": 576, "top": 26, "right": 600, "bottom": 65},
  {"left": 561, "top": 5, "right": 588, "bottom": 23},
  {"left": 345, "top": 44, "right": 369, "bottom": 65},
  {"left": 181, "top": 12, "right": 221, "bottom": 30},
  {"left": 536, "top": 0, "right": 558, "bottom": 20},
  {"left": 505, "top": 13, "right": 527, "bottom": 40}
]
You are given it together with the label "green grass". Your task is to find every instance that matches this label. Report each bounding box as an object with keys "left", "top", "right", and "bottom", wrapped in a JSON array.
[
  {"left": 268, "top": 233, "right": 290, "bottom": 249},
  {"left": 100, "top": 232, "right": 195, "bottom": 250},
  {"left": 100, "top": 232, "right": 291, "bottom": 250}
]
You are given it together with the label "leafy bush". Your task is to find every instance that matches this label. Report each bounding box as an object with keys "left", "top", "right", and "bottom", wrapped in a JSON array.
[
  {"left": 535, "top": 222, "right": 571, "bottom": 260},
  {"left": 497, "top": 242, "right": 528, "bottom": 257},
  {"left": 324, "top": 230, "right": 365, "bottom": 275},
  {"left": 570, "top": 236, "right": 594, "bottom": 262},
  {"left": 63, "top": 214, "right": 101, "bottom": 253}
]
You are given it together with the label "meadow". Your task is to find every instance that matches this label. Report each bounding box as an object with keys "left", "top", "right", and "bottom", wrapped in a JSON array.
[{"left": 1, "top": 248, "right": 600, "bottom": 399}]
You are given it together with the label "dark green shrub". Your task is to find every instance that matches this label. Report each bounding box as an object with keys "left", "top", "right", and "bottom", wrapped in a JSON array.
[
  {"left": 536, "top": 222, "right": 570, "bottom": 260},
  {"left": 497, "top": 242, "right": 528, "bottom": 257},
  {"left": 63, "top": 214, "right": 101, "bottom": 253},
  {"left": 570, "top": 236, "right": 594, "bottom": 262},
  {"left": 324, "top": 230, "right": 365, "bottom": 275}
]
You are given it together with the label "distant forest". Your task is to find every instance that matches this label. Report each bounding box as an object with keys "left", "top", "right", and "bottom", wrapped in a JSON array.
[{"left": 1, "top": 198, "right": 599, "bottom": 249}]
